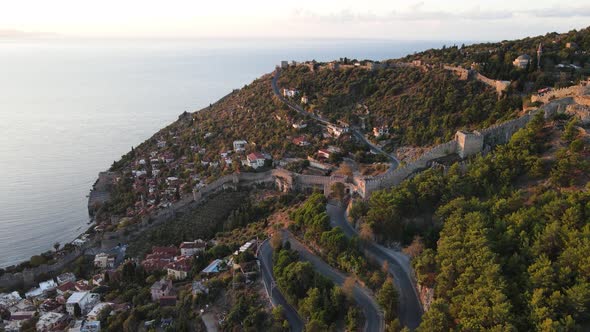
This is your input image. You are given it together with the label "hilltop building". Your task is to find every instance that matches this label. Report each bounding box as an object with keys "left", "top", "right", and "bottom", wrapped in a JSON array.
[{"left": 513, "top": 54, "right": 531, "bottom": 69}]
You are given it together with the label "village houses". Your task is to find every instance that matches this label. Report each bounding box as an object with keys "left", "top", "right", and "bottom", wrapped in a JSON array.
[{"left": 180, "top": 239, "right": 207, "bottom": 256}]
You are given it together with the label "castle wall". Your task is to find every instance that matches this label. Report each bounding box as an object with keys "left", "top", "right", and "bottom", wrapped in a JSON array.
[
  {"left": 531, "top": 85, "right": 585, "bottom": 104},
  {"left": 479, "top": 112, "right": 534, "bottom": 146}
]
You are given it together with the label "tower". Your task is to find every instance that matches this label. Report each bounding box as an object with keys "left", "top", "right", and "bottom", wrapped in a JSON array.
[{"left": 537, "top": 43, "right": 543, "bottom": 69}]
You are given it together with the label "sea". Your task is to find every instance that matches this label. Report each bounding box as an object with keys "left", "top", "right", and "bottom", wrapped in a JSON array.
[{"left": 0, "top": 38, "right": 454, "bottom": 268}]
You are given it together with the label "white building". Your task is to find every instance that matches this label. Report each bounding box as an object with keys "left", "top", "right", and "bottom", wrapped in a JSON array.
[
  {"left": 93, "top": 253, "right": 115, "bottom": 269},
  {"left": 327, "top": 124, "right": 349, "bottom": 138},
  {"left": 56, "top": 272, "right": 76, "bottom": 285},
  {"left": 66, "top": 292, "right": 100, "bottom": 316},
  {"left": 282, "top": 88, "right": 298, "bottom": 98},
  {"left": 36, "top": 312, "right": 66, "bottom": 332},
  {"left": 233, "top": 140, "right": 248, "bottom": 152},
  {"left": 0, "top": 291, "right": 22, "bottom": 308},
  {"left": 180, "top": 239, "right": 207, "bottom": 256},
  {"left": 39, "top": 279, "right": 58, "bottom": 293},
  {"left": 87, "top": 302, "right": 112, "bottom": 321},
  {"left": 244, "top": 152, "right": 267, "bottom": 169}
]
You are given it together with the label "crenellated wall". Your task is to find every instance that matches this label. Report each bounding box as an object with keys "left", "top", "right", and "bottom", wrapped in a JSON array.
[
  {"left": 358, "top": 109, "right": 539, "bottom": 197},
  {"left": 531, "top": 85, "right": 586, "bottom": 104}
]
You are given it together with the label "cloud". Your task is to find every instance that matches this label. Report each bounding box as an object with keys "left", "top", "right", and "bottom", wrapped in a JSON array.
[
  {"left": 291, "top": 4, "right": 590, "bottom": 24},
  {"left": 526, "top": 6, "right": 590, "bottom": 18},
  {"left": 291, "top": 7, "right": 513, "bottom": 23}
]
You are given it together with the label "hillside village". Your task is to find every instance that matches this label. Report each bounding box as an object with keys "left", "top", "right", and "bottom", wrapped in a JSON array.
[
  {"left": 2, "top": 27, "right": 590, "bottom": 332},
  {"left": 0, "top": 236, "right": 262, "bottom": 331}
]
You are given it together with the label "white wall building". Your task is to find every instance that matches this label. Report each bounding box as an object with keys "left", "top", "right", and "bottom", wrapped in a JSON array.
[
  {"left": 233, "top": 140, "right": 248, "bottom": 152},
  {"left": 66, "top": 292, "right": 100, "bottom": 316}
]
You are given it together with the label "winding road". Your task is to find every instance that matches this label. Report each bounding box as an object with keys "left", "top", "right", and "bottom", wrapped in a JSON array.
[
  {"left": 283, "top": 230, "right": 384, "bottom": 332},
  {"left": 258, "top": 240, "right": 304, "bottom": 332},
  {"left": 271, "top": 67, "right": 421, "bottom": 329},
  {"left": 327, "top": 203, "right": 423, "bottom": 329}
]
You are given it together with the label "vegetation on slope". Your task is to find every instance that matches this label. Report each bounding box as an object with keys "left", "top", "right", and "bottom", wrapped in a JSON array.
[
  {"left": 279, "top": 65, "right": 522, "bottom": 146},
  {"left": 402, "top": 27, "right": 590, "bottom": 88},
  {"left": 354, "top": 112, "right": 590, "bottom": 330}
]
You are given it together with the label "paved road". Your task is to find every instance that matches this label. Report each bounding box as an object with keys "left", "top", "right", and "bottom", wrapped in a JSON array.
[
  {"left": 258, "top": 240, "right": 304, "bottom": 332},
  {"left": 283, "top": 230, "right": 384, "bottom": 332},
  {"left": 327, "top": 203, "right": 423, "bottom": 329}
]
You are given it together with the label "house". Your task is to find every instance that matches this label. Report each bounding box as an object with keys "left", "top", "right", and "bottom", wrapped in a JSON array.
[
  {"left": 24, "top": 287, "right": 43, "bottom": 299},
  {"left": 57, "top": 281, "right": 76, "bottom": 295},
  {"left": 317, "top": 149, "right": 331, "bottom": 159},
  {"left": 9, "top": 311, "right": 35, "bottom": 321},
  {"left": 40, "top": 299, "right": 62, "bottom": 313},
  {"left": 92, "top": 274, "right": 105, "bottom": 287},
  {"left": 301, "top": 96, "right": 308, "bottom": 104},
  {"left": 180, "top": 240, "right": 207, "bottom": 256},
  {"left": 373, "top": 126, "right": 389, "bottom": 137},
  {"left": 292, "top": 122, "right": 307, "bottom": 129},
  {"left": 66, "top": 292, "right": 100, "bottom": 316},
  {"left": 150, "top": 279, "right": 174, "bottom": 302},
  {"left": 233, "top": 140, "right": 248, "bottom": 152},
  {"left": 4, "top": 320, "right": 24, "bottom": 332},
  {"left": 56, "top": 272, "right": 76, "bottom": 285},
  {"left": 80, "top": 321, "right": 101, "bottom": 332},
  {"left": 8, "top": 299, "right": 35, "bottom": 313},
  {"left": 513, "top": 54, "right": 531, "bottom": 69},
  {"left": 327, "top": 124, "right": 348, "bottom": 138},
  {"left": 234, "top": 240, "right": 257, "bottom": 256},
  {"left": 87, "top": 302, "right": 112, "bottom": 321},
  {"left": 167, "top": 257, "right": 192, "bottom": 280},
  {"left": 93, "top": 253, "right": 115, "bottom": 269},
  {"left": 245, "top": 152, "right": 267, "bottom": 169},
  {"left": 75, "top": 280, "right": 93, "bottom": 292},
  {"left": 0, "top": 291, "right": 22, "bottom": 308},
  {"left": 36, "top": 312, "right": 67, "bottom": 332},
  {"left": 293, "top": 136, "right": 309, "bottom": 147},
  {"left": 192, "top": 281, "right": 209, "bottom": 296},
  {"left": 39, "top": 279, "right": 58, "bottom": 293},
  {"left": 282, "top": 88, "right": 298, "bottom": 98}
]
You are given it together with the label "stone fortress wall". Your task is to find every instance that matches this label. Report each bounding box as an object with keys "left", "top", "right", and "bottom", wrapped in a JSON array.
[
  {"left": 360, "top": 110, "right": 538, "bottom": 197},
  {"left": 443, "top": 65, "right": 510, "bottom": 95},
  {"left": 531, "top": 84, "right": 587, "bottom": 104}
]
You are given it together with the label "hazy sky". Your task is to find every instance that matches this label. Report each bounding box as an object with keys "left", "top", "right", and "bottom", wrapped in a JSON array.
[{"left": 3, "top": 0, "right": 590, "bottom": 40}]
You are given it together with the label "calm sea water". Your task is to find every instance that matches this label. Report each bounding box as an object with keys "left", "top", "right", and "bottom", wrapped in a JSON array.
[{"left": 0, "top": 38, "right": 452, "bottom": 268}]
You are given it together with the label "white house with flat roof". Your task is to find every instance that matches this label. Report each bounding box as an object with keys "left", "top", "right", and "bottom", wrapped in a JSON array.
[
  {"left": 233, "top": 140, "right": 248, "bottom": 152},
  {"left": 66, "top": 292, "right": 100, "bottom": 316}
]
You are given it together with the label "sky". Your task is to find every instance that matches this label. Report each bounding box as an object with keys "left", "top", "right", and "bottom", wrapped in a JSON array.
[{"left": 2, "top": 0, "right": 590, "bottom": 41}]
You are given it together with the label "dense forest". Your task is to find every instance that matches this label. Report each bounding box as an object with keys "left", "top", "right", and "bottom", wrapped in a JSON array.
[
  {"left": 351, "top": 112, "right": 590, "bottom": 330},
  {"left": 272, "top": 243, "right": 359, "bottom": 331}
]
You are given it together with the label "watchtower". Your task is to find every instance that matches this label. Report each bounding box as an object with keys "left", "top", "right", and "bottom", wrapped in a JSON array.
[{"left": 455, "top": 130, "right": 483, "bottom": 158}]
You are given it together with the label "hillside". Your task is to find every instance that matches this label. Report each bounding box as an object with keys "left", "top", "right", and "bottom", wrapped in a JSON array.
[
  {"left": 278, "top": 65, "right": 521, "bottom": 146},
  {"left": 350, "top": 112, "right": 590, "bottom": 330},
  {"left": 93, "top": 26, "right": 590, "bottom": 239}
]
